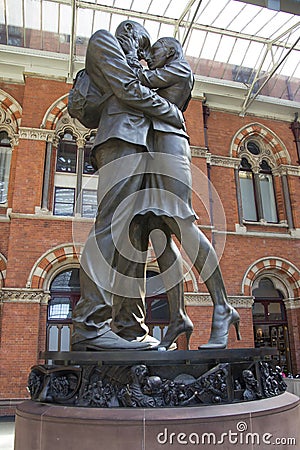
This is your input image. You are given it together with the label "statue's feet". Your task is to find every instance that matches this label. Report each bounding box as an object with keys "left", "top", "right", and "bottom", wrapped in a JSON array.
[
  {"left": 199, "top": 305, "right": 241, "bottom": 349},
  {"left": 159, "top": 316, "right": 193, "bottom": 350},
  {"left": 133, "top": 334, "right": 160, "bottom": 346},
  {"left": 72, "top": 330, "right": 154, "bottom": 351}
]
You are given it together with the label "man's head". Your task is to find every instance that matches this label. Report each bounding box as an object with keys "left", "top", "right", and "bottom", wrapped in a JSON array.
[
  {"left": 147, "top": 37, "right": 183, "bottom": 69},
  {"left": 115, "top": 20, "right": 151, "bottom": 60}
]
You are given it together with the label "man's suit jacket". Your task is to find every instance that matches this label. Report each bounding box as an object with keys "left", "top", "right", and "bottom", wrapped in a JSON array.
[{"left": 85, "top": 29, "right": 185, "bottom": 151}]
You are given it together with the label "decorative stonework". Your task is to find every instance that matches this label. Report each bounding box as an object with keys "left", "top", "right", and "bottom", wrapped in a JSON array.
[
  {"left": 190, "top": 149, "right": 240, "bottom": 169},
  {"left": 28, "top": 349, "right": 286, "bottom": 408},
  {"left": 230, "top": 123, "right": 290, "bottom": 165},
  {"left": 0, "top": 253, "right": 7, "bottom": 288},
  {"left": 190, "top": 146, "right": 209, "bottom": 158},
  {"left": 284, "top": 298, "right": 300, "bottom": 310},
  {"left": 290, "top": 228, "right": 300, "bottom": 238},
  {"left": 41, "top": 95, "right": 69, "bottom": 130},
  {"left": 242, "top": 257, "right": 300, "bottom": 298},
  {"left": 210, "top": 155, "right": 240, "bottom": 169},
  {"left": 0, "top": 288, "right": 50, "bottom": 304},
  {"left": 0, "top": 89, "right": 22, "bottom": 132},
  {"left": 184, "top": 293, "right": 254, "bottom": 308},
  {"left": 19, "top": 127, "right": 55, "bottom": 142},
  {"left": 277, "top": 165, "right": 300, "bottom": 177},
  {"left": 28, "top": 243, "right": 82, "bottom": 289}
]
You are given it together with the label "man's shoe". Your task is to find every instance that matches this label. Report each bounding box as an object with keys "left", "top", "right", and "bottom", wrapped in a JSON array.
[
  {"left": 132, "top": 334, "right": 160, "bottom": 348},
  {"left": 72, "top": 330, "right": 153, "bottom": 351}
]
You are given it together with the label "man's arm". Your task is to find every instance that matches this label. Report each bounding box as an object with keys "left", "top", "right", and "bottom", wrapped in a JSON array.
[
  {"left": 85, "top": 30, "right": 184, "bottom": 129},
  {"left": 137, "top": 62, "right": 190, "bottom": 90}
]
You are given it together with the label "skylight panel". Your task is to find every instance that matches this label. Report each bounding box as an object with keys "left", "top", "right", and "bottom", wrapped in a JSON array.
[
  {"left": 131, "top": 0, "right": 152, "bottom": 13},
  {"left": 113, "top": 0, "right": 134, "bottom": 10},
  {"left": 184, "top": 29, "right": 207, "bottom": 58},
  {"left": 59, "top": 3, "right": 72, "bottom": 35},
  {"left": 143, "top": 19, "right": 161, "bottom": 42},
  {"left": 256, "top": 12, "right": 293, "bottom": 40},
  {"left": 111, "top": 13, "right": 133, "bottom": 33},
  {"left": 42, "top": 1, "right": 59, "bottom": 33},
  {"left": 268, "top": 16, "right": 299, "bottom": 43},
  {"left": 0, "top": 0, "right": 5, "bottom": 24},
  {"left": 242, "top": 40, "right": 265, "bottom": 69},
  {"left": 214, "top": 35, "right": 237, "bottom": 63},
  {"left": 25, "top": 0, "right": 41, "bottom": 31},
  {"left": 242, "top": 7, "right": 278, "bottom": 36},
  {"left": 271, "top": 48, "right": 300, "bottom": 78},
  {"left": 199, "top": 32, "right": 221, "bottom": 60},
  {"left": 148, "top": 0, "right": 172, "bottom": 17},
  {"left": 227, "top": 38, "right": 252, "bottom": 67},
  {"left": 164, "top": 0, "right": 188, "bottom": 19},
  {"left": 6, "top": 0, "right": 23, "bottom": 27},
  {"left": 157, "top": 22, "right": 174, "bottom": 39},
  {"left": 92, "top": 11, "right": 111, "bottom": 33},
  {"left": 77, "top": 8, "right": 94, "bottom": 38},
  {"left": 210, "top": 1, "right": 244, "bottom": 29},
  {"left": 223, "top": 1, "right": 247, "bottom": 29},
  {"left": 196, "top": 0, "right": 225, "bottom": 26},
  {"left": 225, "top": 4, "right": 256, "bottom": 32}
]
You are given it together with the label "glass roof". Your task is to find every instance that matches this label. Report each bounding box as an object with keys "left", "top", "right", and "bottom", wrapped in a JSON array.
[{"left": 0, "top": 0, "right": 299, "bottom": 110}]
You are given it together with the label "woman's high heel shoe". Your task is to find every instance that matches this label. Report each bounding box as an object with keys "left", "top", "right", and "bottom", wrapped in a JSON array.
[
  {"left": 159, "top": 316, "right": 194, "bottom": 350},
  {"left": 199, "top": 306, "right": 241, "bottom": 349}
]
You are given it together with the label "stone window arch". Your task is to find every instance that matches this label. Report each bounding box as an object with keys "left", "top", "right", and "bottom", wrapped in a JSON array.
[
  {"left": 47, "top": 266, "right": 80, "bottom": 352},
  {"left": 0, "top": 253, "right": 7, "bottom": 288},
  {"left": 238, "top": 138, "right": 278, "bottom": 223},
  {"left": 27, "top": 243, "right": 82, "bottom": 290},
  {"left": 231, "top": 123, "right": 293, "bottom": 227},
  {"left": 0, "top": 89, "right": 22, "bottom": 208},
  {"left": 41, "top": 97, "right": 98, "bottom": 218}
]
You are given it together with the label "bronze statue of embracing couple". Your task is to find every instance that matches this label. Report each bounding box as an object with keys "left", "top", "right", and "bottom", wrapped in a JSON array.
[{"left": 69, "top": 20, "right": 241, "bottom": 352}]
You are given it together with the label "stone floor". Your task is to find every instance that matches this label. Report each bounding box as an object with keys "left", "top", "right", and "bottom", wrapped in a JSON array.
[{"left": 0, "top": 418, "right": 15, "bottom": 450}]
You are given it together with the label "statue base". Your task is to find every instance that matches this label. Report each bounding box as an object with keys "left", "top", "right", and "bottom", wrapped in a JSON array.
[
  {"left": 15, "top": 393, "right": 299, "bottom": 450},
  {"left": 28, "top": 348, "right": 287, "bottom": 407}
]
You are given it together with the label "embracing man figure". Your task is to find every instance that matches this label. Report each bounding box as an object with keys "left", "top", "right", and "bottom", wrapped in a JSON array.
[{"left": 72, "top": 21, "right": 186, "bottom": 351}]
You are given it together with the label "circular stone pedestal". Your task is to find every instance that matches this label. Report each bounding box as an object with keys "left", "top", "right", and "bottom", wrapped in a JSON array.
[{"left": 15, "top": 393, "right": 299, "bottom": 450}]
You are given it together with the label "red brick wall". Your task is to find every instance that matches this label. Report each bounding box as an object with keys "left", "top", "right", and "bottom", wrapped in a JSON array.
[
  {"left": 21, "top": 77, "right": 69, "bottom": 128},
  {"left": 12, "top": 140, "right": 45, "bottom": 214},
  {"left": 0, "top": 76, "right": 299, "bottom": 407},
  {"left": 206, "top": 110, "right": 297, "bottom": 163},
  {"left": 0, "top": 302, "right": 40, "bottom": 398},
  {"left": 185, "top": 99, "right": 205, "bottom": 147},
  {"left": 5, "top": 218, "right": 76, "bottom": 287}
]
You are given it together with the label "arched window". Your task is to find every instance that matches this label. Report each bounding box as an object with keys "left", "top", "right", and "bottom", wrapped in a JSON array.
[
  {"left": 47, "top": 268, "right": 80, "bottom": 352},
  {"left": 53, "top": 130, "right": 97, "bottom": 218},
  {"left": 0, "top": 131, "right": 12, "bottom": 204},
  {"left": 252, "top": 277, "right": 291, "bottom": 373},
  {"left": 56, "top": 131, "right": 77, "bottom": 173},
  {"left": 238, "top": 139, "right": 278, "bottom": 223}
]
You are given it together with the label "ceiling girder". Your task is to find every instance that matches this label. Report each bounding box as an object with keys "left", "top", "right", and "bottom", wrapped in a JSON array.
[
  {"left": 240, "top": 32, "right": 300, "bottom": 115},
  {"left": 234, "top": 0, "right": 300, "bottom": 16},
  {"left": 73, "top": 0, "right": 299, "bottom": 51},
  {"left": 14, "top": 0, "right": 299, "bottom": 109}
]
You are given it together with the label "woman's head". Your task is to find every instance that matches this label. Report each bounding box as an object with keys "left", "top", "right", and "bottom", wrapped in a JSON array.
[{"left": 147, "top": 37, "right": 183, "bottom": 69}]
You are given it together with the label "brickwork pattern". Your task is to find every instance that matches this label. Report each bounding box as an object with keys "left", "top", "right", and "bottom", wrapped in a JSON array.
[{"left": 0, "top": 76, "right": 299, "bottom": 406}]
